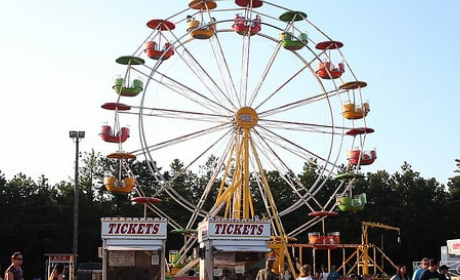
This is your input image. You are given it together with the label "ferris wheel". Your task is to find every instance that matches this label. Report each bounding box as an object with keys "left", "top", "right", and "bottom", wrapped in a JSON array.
[{"left": 101, "top": 0, "right": 376, "bottom": 246}]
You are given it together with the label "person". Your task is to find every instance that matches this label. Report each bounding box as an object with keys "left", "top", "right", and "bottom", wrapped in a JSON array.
[
  {"left": 420, "top": 259, "right": 441, "bottom": 280},
  {"left": 0, "top": 263, "right": 3, "bottom": 280},
  {"left": 390, "top": 265, "right": 410, "bottom": 280},
  {"left": 4, "top": 252, "right": 24, "bottom": 280},
  {"left": 48, "top": 264, "right": 65, "bottom": 280},
  {"left": 328, "top": 265, "right": 340, "bottom": 280},
  {"left": 256, "top": 260, "right": 276, "bottom": 280},
  {"left": 297, "top": 264, "right": 312, "bottom": 280},
  {"left": 412, "top": 257, "right": 430, "bottom": 280},
  {"left": 439, "top": 265, "right": 451, "bottom": 280},
  {"left": 319, "top": 265, "right": 329, "bottom": 280}
]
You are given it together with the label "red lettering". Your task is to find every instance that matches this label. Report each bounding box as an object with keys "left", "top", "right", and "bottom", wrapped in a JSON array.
[
  {"left": 208, "top": 223, "right": 267, "bottom": 236},
  {"left": 115, "top": 223, "right": 122, "bottom": 234},
  {"left": 233, "top": 224, "right": 242, "bottom": 234},
  {"left": 226, "top": 224, "right": 234, "bottom": 234},
  {"left": 215, "top": 223, "right": 223, "bottom": 234},
  {"left": 152, "top": 224, "right": 160, "bottom": 234},
  {"left": 120, "top": 223, "right": 128, "bottom": 234},
  {"left": 257, "top": 225, "right": 263, "bottom": 235},
  {"left": 137, "top": 223, "right": 145, "bottom": 234},
  {"left": 108, "top": 223, "right": 117, "bottom": 234},
  {"left": 127, "top": 223, "right": 137, "bottom": 234},
  {"left": 145, "top": 224, "right": 154, "bottom": 234},
  {"left": 252, "top": 225, "right": 259, "bottom": 235},
  {"left": 105, "top": 222, "right": 162, "bottom": 235},
  {"left": 243, "top": 225, "right": 250, "bottom": 235}
]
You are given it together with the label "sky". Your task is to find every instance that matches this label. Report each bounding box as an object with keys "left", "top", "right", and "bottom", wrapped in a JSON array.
[{"left": 0, "top": 0, "right": 459, "bottom": 187}]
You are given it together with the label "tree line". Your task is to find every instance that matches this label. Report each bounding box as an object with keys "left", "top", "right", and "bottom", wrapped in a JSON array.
[{"left": 1, "top": 150, "right": 460, "bottom": 279}]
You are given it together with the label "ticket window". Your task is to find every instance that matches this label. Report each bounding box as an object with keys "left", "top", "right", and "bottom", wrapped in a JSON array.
[
  {"left": 212, "top": 251, "right": 266, "bottom": 280},
  {"left": 106, "top": 250, "right": 162, "bottom": 280}
]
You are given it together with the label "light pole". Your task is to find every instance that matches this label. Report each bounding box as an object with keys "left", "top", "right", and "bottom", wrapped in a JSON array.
[{"left": 69, "top": 130, "right": 85, "bottom": 273}]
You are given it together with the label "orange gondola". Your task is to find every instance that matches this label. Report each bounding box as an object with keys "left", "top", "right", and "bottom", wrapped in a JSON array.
[
  {"left": 187, "top": 18, "right": 216, "bottom": 39},
  {"left": 107, "top": 151, "right": 136, "bottom": 160},
  {"left": 342, "top": 102, "right": 370, "bottom": 120},
  {"left": 104, "top": 176, "right": 135, "bottom": 193}
]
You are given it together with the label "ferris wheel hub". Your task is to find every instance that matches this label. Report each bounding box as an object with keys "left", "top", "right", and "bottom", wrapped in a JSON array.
[{"left": 236, "top": 107, "right": 258, "bottom": 129}]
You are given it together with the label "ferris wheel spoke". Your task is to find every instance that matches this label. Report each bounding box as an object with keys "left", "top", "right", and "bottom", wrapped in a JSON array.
[
  {"left": 254, "top": 125, "right": 336, "bottom": 168},
  {"left": 239, "top": 34, "right": 252, "bottom": 106},
  {"left": 134, "top": 65, "right": 231, "bottom": 115},
  {"left": 249, "top": 144, "right": 315, "bottom": 216},
  {"left": 259, "top": 118, "right": 350, "bottom": 135},
  {"left": 258, "top": 87, "right": 345, "bottom": 118},
  {"left": 129, "top": 106, "right": 230, "bottom": 123},
  {"left": 149, "top": 129, "right": 235, "bottom": 219},
  {"left": 186, "top": 137, "right": 237, "bottom": 228},
  {"left": 250, "top": 130, "right": 330, "bottom": 204},
  {"left": 142, "top": 122, "right": 232, "bottom": 154},
  {"left": 247, "top": 37, "right": 283, "bottom": 106},
  {"left": 172, "top": 38, "right": 235, "bottom": 111},
  {"left": 209, "top": 30, "right": 240, "bottom": 109},
  {"left": 253, "top": 64, "right": 309, "bottom": 111}
]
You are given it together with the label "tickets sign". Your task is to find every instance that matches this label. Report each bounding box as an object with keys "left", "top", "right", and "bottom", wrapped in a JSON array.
[
  {"left": 101, "top": 218, "right": 167, "bottom": 239},
  {"left": 198, "top": 219, "right": 270, "bottom": 241}
]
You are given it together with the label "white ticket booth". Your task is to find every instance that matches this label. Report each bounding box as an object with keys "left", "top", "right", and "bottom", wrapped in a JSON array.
[
  {"left": 198, "top": 218, "right": 272, "bottom": 280},
  {"left": 100, "top": 217, "right": 167, "bottom": 280}
]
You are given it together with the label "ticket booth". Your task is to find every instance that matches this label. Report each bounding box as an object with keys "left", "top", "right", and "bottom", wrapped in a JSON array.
[
  {"left": 198, "top": 218, "right": 272, "bottom": 280},
  {"left": 45, "top": 254, "right": 75, "bottom": 280},
  {"left": 100, "top": 217, "right": 167, "bottom": 280}
]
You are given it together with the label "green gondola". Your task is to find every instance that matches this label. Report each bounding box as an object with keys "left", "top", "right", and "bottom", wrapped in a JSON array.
[{"left": 337, "top": 194, "right": 367, "bottom": 212}]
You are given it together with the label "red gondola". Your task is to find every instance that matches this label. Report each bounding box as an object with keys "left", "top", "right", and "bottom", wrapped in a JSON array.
[
  {"left": 316, "top": 61, "right": 345, "bottom": 79},
  {"left": 131, "top": 197, "right": 162, "bottom": 204},
  {"left": 308, "top": 211, "right": 339, "bottom": 217},
  {"left": 233, "top": 14, "right": 261, "bottom": 36},
  {"left": 346, "top": 127, "right": 375, "bottom": 136},
  {"left": 235, "top": 0, "right": 263, "bottom": 8},
  {"left": 101, "top": 102, "right": 131, "bottom": 111},
  {"left": 144, "top": 41, "right": 174, "bottom": 60},
  {"left": 100, "top": 125, "right": 130, "bottom": 143},
  {"left": 347, "top": 149, "right": 377, "bottom": 165}
]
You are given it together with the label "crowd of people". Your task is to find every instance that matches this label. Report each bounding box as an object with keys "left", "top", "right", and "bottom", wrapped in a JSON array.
[
  {"left": 255, "top": 261, "right": 342, "bottom": 280},
  {"left": 255, "top": 257, "right": 452, "bottom": 280},
  {"left": 2, "top": 253, "right": 453, "bottom": 280},
  {"left": 409, "top": 258, "right": 451, "bottom": 280}
]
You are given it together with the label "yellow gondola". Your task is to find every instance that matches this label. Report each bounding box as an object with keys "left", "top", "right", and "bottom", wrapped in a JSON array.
[
  {"left": 342, "top": 102, "right": 370, "bottom": 120},
  {"left": 187, "top": 19, "right": 215, "bottom": 39}
]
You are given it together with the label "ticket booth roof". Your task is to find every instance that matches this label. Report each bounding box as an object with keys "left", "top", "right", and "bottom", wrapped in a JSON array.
[
  {"left": 104, "top": 245, "right": 162, "bottom": 251},
  {"left": 213, "top": 245, "right": 271, "bottom": 252}
]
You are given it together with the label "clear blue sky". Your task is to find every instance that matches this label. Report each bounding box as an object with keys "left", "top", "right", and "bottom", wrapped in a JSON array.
[{"left": 0, "top": 0, "right": 459, "bottom": 186}]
